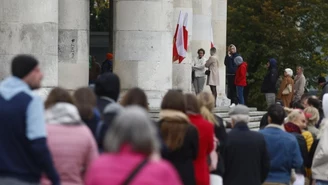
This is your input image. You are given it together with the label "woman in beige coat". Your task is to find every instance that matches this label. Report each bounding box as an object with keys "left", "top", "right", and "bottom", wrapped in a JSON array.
[
  {"left": 277, "top": 68, "right": 294, "bottom": 108},
  {"left": 205, "top": 47, "right": 220, "bottom": 106}
]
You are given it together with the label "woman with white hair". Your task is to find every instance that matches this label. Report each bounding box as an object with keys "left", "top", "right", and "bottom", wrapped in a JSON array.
[
  {"left": 277, "top": 68, "right": 294, "bottom": 107},
  {"left": 85, "top": 106, "right": 182, "bottom": 185}
]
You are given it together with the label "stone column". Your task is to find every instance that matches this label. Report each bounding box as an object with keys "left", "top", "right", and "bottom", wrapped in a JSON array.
[
  {"left": 0, "top": 0, "right": 58, "bottom": 95},
  {"left": 58, "top": 0, "right": 90, "bottom": 90},
  {"left": 172, "top": 0, "right": 193, "bottom": 93},
  {"left": 113, "top": 0, "right": 173, "bottom": 108},
  {"left": 212, "top": 0, "right": 230, "bottom": 106},
  {"left": 191, "top": 0, "right": 213, "bottom": 95},
  {"left": 191, "top": 0, "right": 212, "bottom": 59}
]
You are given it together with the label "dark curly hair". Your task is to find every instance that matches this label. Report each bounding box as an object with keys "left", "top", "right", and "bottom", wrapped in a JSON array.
[{"left": 197, "top": 48, "right": 205, "bottom": 55}]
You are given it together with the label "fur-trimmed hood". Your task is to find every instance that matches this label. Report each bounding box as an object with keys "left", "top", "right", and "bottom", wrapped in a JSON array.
[{"left": 159, "top": 109, "right": 190, "bottom": 123}]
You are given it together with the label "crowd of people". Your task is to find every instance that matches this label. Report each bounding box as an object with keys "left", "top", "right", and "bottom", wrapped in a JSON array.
[{"left": 0, "top": 54, "right": 328, "bottom": 185}]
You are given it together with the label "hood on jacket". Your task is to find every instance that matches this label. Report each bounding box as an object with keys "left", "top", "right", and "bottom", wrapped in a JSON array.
[
  {"left": 234, "top": 56, "right": 244, "bottom": 66},
  {"left": 159, "top": 109, "right": 190, "bottom": 123},
  {"left": 45, "top": 103, "right": 82, "bottom": 125},
  {"left": 95, "top": 72, "right": 120, "bottom": 101},
  {"left": 0, "top": 76, "right": 32, "bottom": 100},
  {"left": 269, "top": 58, "right": 277, "bottom": 69},
  {"left": 323, "top": 94, "right": 328, "bottom": 118}
]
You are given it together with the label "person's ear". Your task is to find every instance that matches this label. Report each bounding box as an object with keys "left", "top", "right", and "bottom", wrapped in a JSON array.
[{"left": 267, "top": 116, "right": 272, "bottom": 124}]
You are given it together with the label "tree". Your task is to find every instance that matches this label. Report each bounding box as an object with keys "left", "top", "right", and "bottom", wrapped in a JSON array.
[
  {"left": 227, "top": 0, "right": 328, "bottom": 110},
  {"left": 90, "top": 0, "right": 110, "bottom": 31}
]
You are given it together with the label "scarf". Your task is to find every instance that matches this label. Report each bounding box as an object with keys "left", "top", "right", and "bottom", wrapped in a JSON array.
[{"left": 284, "top": 122, "right": 302, "bottom": 134}]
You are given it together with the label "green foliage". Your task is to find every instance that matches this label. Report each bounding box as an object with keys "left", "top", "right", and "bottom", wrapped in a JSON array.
[
  {"left": 90, "top": 0, "right": 110, "bottom": 31},
  {"left": 228, "top": 0, "right": 328, "bottom": 110}
]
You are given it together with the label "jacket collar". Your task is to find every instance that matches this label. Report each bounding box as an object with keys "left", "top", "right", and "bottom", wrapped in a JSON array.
[
  {"left": 159, "top": 109, "right": 190, "bottom": 123},
  {"left": 265, "top": 123, "right": 285, "bottom": 131},
  {"left": 233, "top": 122, "right": 249, "bottom": 131}
]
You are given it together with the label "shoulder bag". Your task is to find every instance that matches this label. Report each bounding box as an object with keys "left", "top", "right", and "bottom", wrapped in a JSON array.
[{"left": 121, "top": 158, "right": 149, "bottom": 185}]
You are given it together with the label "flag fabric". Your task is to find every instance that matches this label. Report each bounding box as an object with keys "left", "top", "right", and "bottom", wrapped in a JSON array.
[
  {"left": 173, "top": 11, "right": 188, "bottom": 63},
  {"left": 210, "top": 24, "right": 214, "bottom": 48}
]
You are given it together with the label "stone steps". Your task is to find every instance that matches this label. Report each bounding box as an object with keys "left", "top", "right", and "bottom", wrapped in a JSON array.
[{"left": 150, "top": 107, "right": 265, "bottom": 130}]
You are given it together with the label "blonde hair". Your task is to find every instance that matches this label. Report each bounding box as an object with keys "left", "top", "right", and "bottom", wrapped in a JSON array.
[
  {"left": 286, "top": 109, "right": 304, "bottom": 122},
  {"left": 197, "top": 92, "right": 218, "bottom": 125},
  {"left": 304, "top": 107, "right": 319, "bottom": 126}
]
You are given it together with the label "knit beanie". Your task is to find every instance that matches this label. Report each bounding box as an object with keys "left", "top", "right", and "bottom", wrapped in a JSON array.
[
  {"left": 11, "top": 55, "right": 39, "bottom": 79},
  {"left": 95, "top": 72, "right": 120, "bottom": 101},
  {"left": 234, "top": 56, "right": 244, "bottom": 66}
]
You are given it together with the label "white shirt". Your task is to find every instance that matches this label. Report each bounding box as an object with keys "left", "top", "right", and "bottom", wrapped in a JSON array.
[{"left": 192, "top": 57, "right": 207, "bottom": 77}]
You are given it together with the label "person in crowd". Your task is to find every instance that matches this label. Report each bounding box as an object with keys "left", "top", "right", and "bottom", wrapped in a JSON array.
[
  {"left": 277, "top": 68, "right": 294, "bottom": 108},
  {"left": 74, "top": 87, "right": 101, "bottom": 139},
  {"left": 305, "top": 97, "right": 324, "bottom": 128},
  {"left": 312, "top": 94, "right": 328, "bottom": 185},
  {"left": 95, "top": 72, "right": 120, "bottom": 113},
  {"left": 223, "top": 104, "right": 270, "bottom": 185},
  {"left": 318, "top": 76, "right": 328, "bottom": 100},
  {"left": 121, "top": 87, "right": 167, "bottom": 155},
  {"left": 234, "top": 56, "right": 247, "bottom": 105},
  {"left": 261, "top": 58, "right": 279, "bottom": 107},
  {"left": 101, "top": 53, "right": 113, "bottom": 74},
  {"left": 192, "top": 48, "right": 207, "bottom": 94},
  {"left": 159, "top": 90, "right": 199, "bottom": 185},
  {"left": 260, "top": 104, "right": 303, "bottom": 185},
  {"left": 224, "top": 44, "right": 239, "bottom": 107},
  {"left": 85, "top": 106, "right": 182, "bottom": 185},
  {"left": 42, "top": 88, "right": 98, "bottom": 185},
  {"left": 197, "top": 91, "right": 227, "bottom": 177},
  {"left": 205, "top": 47, "right": 220, "bottom": 106},
  {"left": 284, "top": 109, "right": 310, "bottom": 184},
  {"left": 304, "top": 107, "right": 320, "bottom": 138},
  {"left": 94, "top": 72, "right": 123, "bottom": 150},
  {"left": 185, "top": 93, "right": 214, "bottom": 185},
  {"left": 292, "top": 100, "right": 305, "bottom": 110},
  {"left": 89, "top": 56, "right": 101, "bottom": 84},
  {"left": 120, "top": 87, "right": 149, "bottom": 110},
  {"left": 294, "top": 66, "right": 306, "bottom": 102},
  {"left": 260, "top": 101, "right": 285, "bottom": 129},
  {"left": 0, "top": 55, "right": 60, "bottom": 185}
]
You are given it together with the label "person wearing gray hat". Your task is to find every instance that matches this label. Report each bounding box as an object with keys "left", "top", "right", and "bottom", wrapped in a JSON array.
[{"left": 223, "top": 104, "right": 270, "bottom": 185}]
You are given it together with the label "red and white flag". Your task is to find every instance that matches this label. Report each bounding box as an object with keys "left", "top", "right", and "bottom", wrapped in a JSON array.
[
  {"left": 173, "top": 11, "right": 188, "bottom": 63},
  {"left": 210, "top": 24, "right": 215, "bottom": 48}
]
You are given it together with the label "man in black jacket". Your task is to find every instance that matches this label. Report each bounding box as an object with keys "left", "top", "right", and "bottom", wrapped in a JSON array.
[
  {"left": 223, "top": 105, "right": 270, "bottom": 185},
  {"left": 261, "top": 58, "right": 279, "bottom": 107},
  {"left": 224, "top": 44, "right": 239, "bottom": 107}
]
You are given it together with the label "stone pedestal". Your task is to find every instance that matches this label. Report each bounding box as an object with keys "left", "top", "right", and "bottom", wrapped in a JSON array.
[
  {"left": 113, "top": 0, "right": 173, "bottom": 108},
  {"left": 172, "top": 63, "right": 192, "bottom": 92},
  {"left": 172, "top": 0, "right": 193, "bottom": 93},
  {"left": 0, "top": 0, "right": 58, "bottom": 88},
  {"left": 58, "top": 0, "right": 90, "bottom": 90}
]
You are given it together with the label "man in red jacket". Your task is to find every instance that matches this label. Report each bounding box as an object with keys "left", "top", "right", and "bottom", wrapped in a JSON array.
[{"left": 234, "top": 56, "right": 247, "bottom": 105}]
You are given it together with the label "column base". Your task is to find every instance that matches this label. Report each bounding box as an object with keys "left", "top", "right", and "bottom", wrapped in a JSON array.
[{"left": 172, "top": 63, "right": 192, "bottom": 93}]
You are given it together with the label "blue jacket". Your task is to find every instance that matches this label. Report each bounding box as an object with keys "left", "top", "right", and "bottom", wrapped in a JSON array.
[
  {"left": 259, "top": 125, "right": 303, "bottom": 184},
  {"left": 0, "top": 77, "right": 59, "bottom": 184}
]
